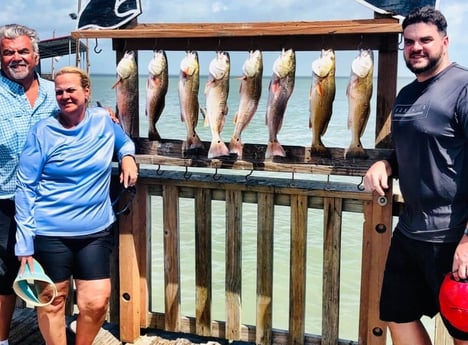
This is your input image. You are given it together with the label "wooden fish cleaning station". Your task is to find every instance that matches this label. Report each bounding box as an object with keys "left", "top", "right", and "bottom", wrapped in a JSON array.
[{"left": 70, "top": 14, "right": 452, "bottom": 345}]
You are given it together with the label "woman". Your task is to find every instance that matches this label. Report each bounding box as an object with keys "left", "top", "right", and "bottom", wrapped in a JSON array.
[{"left": 14, "top": 66, "right": 138, "bottom": 345}]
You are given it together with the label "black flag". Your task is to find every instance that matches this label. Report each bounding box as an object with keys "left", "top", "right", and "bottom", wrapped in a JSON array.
[{"left": 77, "top": 0, "right": 142, "bottom": 30}]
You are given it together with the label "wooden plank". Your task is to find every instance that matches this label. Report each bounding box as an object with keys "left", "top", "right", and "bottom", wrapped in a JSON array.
[
  {"left": 359, "top": 186, "right": 393, "bottom": 345},
  {"left": 225, "top": 190, "right": 243, "bottom": 340},
  {"left": 256, "top": 192, "right": 275, "bottom": 345},
  {"left": 322, "top": 197, "right": 343, "bottom": 345},
  {"left": 374, "top": 36, "right": 398, "bottom": 149},
  {"left": 195, "top": 188, "right": 213, "bottom": 336},
  {"left": 434, "top": 314, "right": 452, "bottom": 345},
  {"left": 289, "top": 194, "right": 308, "bottom": 345},
  {"left": 119, "top": 183, "right": 148, "bottom": 342},
  {"left": 133, "top": 139, "right": 394, "bottom": 177},
  {"left": 134, "top": 184, "right": 150, "bottom": 328},
  {"left": 163, "top": 185, "right": 181, "bottom": 331},
  {"left": 71, "top": 19, "right": 401, "bottom": 40}
]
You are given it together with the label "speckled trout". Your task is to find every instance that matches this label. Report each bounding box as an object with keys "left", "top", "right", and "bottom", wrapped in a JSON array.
[
  {"left": 112, "top": 51, "right": 138, "bottom": 136},
  {"left": 345, "top": 49, "right": 374, "bottom": 159},
  {"left": 146, "top": 50, "right": 168, "bottom": 141},
  {"left": 204, "top": 51, "right": 230, "bottom": 159},
  {"left": 265, "top": 48, "right": 295, "bottom": 159},
  {"left": 229, "top": 50, "right": 263, "bottom": 159},
  {"left": 309, "top": 49, "right": 336, "bottom": 157},
  {"left": 178, "top": 51, "right": 203, "bottom": 152}
]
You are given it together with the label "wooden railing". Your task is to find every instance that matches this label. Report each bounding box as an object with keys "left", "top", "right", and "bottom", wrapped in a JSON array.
[{"left": 114, "top": 166, "right": 394, "bottom": 345}]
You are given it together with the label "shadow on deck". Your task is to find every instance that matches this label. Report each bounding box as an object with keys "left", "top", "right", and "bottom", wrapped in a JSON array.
[{"left": 10, "top": 307, "right": 252, "bottom": 345}]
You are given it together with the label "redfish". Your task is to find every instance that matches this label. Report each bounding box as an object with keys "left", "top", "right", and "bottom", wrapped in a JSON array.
[
  {"left": 229, "top": 50, "right": 263, "bottom": 159},
  {"left": 113, "top": 51, "right": 138, "bottom": 136},
  {"left": 265, "top": 48, "right": 295, "bottom": 159},
  {"left": 178, "top": 51, "right": 204, "bottom": 152},
  {"left": 146, "top": 50, "right": 168, "bottom": 141},
  {"left": 309, "top": 49, "right": 336, "bottom": 157},
  {"left": 204, "top": 51, "right": 230, "bottom": 159},
  {"left": 345, "top": 49, "right": 374, "bottom": 159}
]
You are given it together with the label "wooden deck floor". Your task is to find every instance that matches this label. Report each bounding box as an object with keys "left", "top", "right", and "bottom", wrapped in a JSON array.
[{"left": 10, "top": 307, "right": 249, "bottom": 345}]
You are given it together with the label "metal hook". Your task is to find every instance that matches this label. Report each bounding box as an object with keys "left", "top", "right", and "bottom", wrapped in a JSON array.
[
  {"left": 93, "top": 38, "right": 102, "bottom": 54},
  {"left": 357, "top": 34, "right": 364, "bottom": 50},
  {"left": 357, "top": 176, "right": 365, "bottom": 191},
  {"left": 153, "top": 38, "right": 159, "bottom": 51},
  {"left": 245, "top": 169, "right": 254, "bottom": 181},
  {"left": 184, "top": 165, "right": 192, "bottom": 180},
  {"left": 213, "top": 167, "right": 221, "bottom": 181},
  {"left": 324, "top": 175, "right": 332, "bottom": 191},
  {"left": 290, "top": 169, "right": 296, "bottom": 187},
  {"left": 156, "top": 164, "right": 163, "bottom": 176},
  {"left": 398, "top": 33, "right": 404, "bottom": 51}
]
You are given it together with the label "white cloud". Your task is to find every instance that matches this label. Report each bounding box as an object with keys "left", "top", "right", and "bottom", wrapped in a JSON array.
[{"left": 212, "top": 2, "right": 228, "bottom": 14}]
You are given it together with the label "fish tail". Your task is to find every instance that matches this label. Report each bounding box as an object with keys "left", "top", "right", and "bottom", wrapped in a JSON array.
[
  {"left": 265, "top": 140, "right": 286, "bottom": 159},
  {"left": 344, "top": 141, "right": 368, "bottom": 159},
  {"left": 310, "top": 143, "right": 331, "bottom": 158},
  {"left": 229, "top": 136, "right": 243, "bottom": 159},
  {"left": 208, "top": 139, "right": 229, "bottom": 159},
  {"left": 185, "top": 133, "right": 204, "bottom": 150},
  {"left": 148, "top": 127, "right": 161, "bottom": 141}
]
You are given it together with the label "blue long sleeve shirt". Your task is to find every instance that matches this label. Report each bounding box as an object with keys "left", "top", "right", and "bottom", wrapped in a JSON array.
[
  {"left": 0, "top": 72, "right": 57, "bottom": 199},
  {"left": 15, "top": 106, "right": 135, "bottom": 256}
]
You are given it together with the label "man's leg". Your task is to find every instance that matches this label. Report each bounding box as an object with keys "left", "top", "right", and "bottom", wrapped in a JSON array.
[{"left": 387, "top": 320, "right": 432, "bottom": 345}]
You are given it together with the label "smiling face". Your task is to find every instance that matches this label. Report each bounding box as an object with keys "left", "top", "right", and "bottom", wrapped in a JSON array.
[
  {"left": 55, "top": 72, "right": 90, "bottom": 120},
  {"left": 0, "top": 35, "right": 39, "bottom": 83},
  {"left": 403, "top": 22, "right": 449, "bottom": 81}
]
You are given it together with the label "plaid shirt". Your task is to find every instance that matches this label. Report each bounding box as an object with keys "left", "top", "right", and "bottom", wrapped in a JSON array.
[{"left": 0, "top": 72, "right": 57, "bottom": 199}]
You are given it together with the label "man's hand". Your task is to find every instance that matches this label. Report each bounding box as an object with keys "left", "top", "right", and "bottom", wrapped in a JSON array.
[{"left": 363, "top": 160, "right": 392, "bottom": 196}]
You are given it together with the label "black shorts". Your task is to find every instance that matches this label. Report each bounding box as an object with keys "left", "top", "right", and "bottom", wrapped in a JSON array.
[
  {"left": 0, "top": 199, "right": 20, "bottom": 295},
  {"left": 380, "top": 228, "right": 468, "bottom": 340},
  {"left": 34, "top": 227, "right": 114, "bottom": 283}
]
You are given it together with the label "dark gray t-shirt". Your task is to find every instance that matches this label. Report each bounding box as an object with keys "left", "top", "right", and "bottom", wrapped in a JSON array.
[{"left": 392, "top": 63, "right": 468, "bottom": 243}]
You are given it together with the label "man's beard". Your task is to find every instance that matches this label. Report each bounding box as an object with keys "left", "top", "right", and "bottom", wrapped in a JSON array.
[
  {"left": 6, "top": 63, "right": 31, "bottom": 80},
  {"left": 405, "top": 54, "right": 441, "bottom": 75}
]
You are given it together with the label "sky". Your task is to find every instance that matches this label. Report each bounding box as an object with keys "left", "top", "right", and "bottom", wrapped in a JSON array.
[{"left": 1, "top": 0, "right": 467, "bottom": 78}]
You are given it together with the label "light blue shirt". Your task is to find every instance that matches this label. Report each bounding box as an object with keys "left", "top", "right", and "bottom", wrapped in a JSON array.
[
  {"left": 0, "top": 72, "right": 57, "bottom": 199},
  {"left": 15, "top": 107, "right": 135, "bottom": 256}
]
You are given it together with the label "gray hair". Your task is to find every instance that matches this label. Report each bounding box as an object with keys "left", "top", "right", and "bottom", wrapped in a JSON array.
[{"left": 0, "top": 24, "right": 40, "bottom": 54}]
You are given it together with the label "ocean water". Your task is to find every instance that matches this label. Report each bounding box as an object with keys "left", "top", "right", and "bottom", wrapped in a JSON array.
[{"left": 91, "top": 73, "right": 428, "bottom": 342}]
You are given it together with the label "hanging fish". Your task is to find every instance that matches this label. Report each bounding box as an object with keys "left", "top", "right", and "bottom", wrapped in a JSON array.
[
  {"left": 309, "top": 49, "right": 336, "bottom": 157},
  {"left": 112, "top": 50, "right": 138, "bottom": 136},
  {"left": 345, "top": 49, "right": 374, "bottom": 159},
  {"left": 146, "top": 50, "right": 168, "bottom": 141},
  {"left": 178, "top": 51, "right": 204, "bottom": 152},
  {"left": 204, "top": 51, "right": 230, "bottom": 159},
  {"left": 265, "top": 48, "right": 296, "bottom": 159},
  {"left": 229, "top": 50, "right": 263, "bottom": 159}
]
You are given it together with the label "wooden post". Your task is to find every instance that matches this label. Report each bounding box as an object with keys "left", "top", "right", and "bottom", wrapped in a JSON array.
[
  {"left": 119, "top": 183, "right": 149, "bottom": 342},
  {"left": 289, "top": 194, "right": 308, "bottom": 345},
  {"left": 225, "top": 190, "right": 242, "bottom": 340},
  {"left": 195, "top": 188, "right": 212, "bottom": 336},
  {"left": 359, "top": 185, "right": 393, "bottom": 345},
  {"left": 322, "top": 197, "right": 343, "bottom": 345},
  {"left": 256, "top": 192, "right": 275, "bottom": 345},
  {"left": 163, "top": 184, "right": 181, "bottom": 331}
]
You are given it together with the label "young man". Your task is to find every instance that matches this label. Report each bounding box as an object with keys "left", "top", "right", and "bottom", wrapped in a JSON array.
[
  {"left": 364, "top": 6, "right": 468, "bottom": 345},
  {"left": 0, "top": 24, "right": 58, "bottom": 345}
]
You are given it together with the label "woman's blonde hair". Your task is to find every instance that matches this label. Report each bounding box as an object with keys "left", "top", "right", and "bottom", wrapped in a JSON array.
[{"left": 55, "top": 66, "right": 91, "bottom": 102}]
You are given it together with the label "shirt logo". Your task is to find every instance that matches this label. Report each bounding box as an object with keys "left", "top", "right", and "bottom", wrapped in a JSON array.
[{"left": 393, "top": 103, "right": 429, "bottom": 121}]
